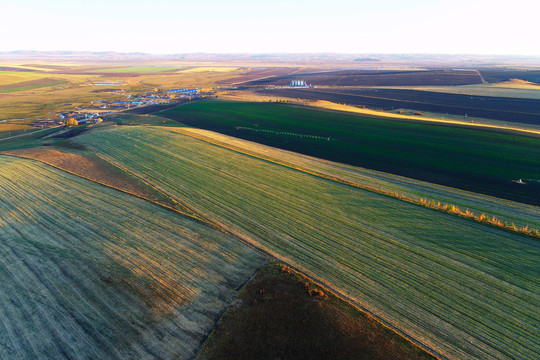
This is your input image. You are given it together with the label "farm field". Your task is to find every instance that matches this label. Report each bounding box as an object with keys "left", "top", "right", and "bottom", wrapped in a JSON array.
[
  {"left": 1, "top": 144, "right": 182, "bottom": 210},
  {"left": 0, "top": 155, "right": 267, "bottom": 359},
  {"left": 160, "top": 100, "right": 540, "bottom": 205},
  {"left": 260, "top": 87, "right": 540, "bottom": 125},
  {"left": 216, "top": 66, "right": 302, "bottom": 85},
  {"left": 389, "top": 81, "right": 540, "bottom": 100},
  {"left": 89, "top": 66, "right": 179, "bottom": 73},
  {"left": 245, "top": 69, "right": 483, "bottom": 86},
  {"left": 172, "top": 127, "right": 540, "bottom": 231},
  {"left": 75, "top": 125, "right": 540, "bottom": 360},
  {"left": 0, "top": 63, "right": 237, "bottom": 120},
  {"left": 479, "top": 69, "right": 540, "bottom": 84},
  {"left": 197, "top": 263, "right": 436, "bottom": 360}
]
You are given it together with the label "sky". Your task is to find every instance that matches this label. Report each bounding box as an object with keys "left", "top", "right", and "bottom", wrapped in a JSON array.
[{"left": 1, "top": 0, "right": 539, "bottom": 55}]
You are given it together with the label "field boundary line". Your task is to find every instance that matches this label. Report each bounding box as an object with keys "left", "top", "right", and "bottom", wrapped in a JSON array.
[
  {"left": 0, "top": 153, "right": 205, "bottom": 223},
  {"left": 169, "top": 127, "right": 540, "bottom": 240}
]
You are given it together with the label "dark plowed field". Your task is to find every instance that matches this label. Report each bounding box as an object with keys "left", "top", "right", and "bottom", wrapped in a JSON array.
[
  {"left": 217, "top": 67, "right": 300, "bottom": 85},
  {"left": 479, "top": 69, "right": 540, "bottom": 84},
  {"left": 260, "top": 88, "right": 540, "bottom": 125},
  {"left": 247, "top": 70, "right": 483, "bottom": 86}
]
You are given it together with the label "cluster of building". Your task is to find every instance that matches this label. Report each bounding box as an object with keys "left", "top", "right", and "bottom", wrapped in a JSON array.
[{"left": 28, "top": 87, "right": 212, "bottom": 129}]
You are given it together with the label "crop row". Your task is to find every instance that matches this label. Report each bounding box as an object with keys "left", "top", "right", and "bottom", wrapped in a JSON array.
[
  {"left": 171, "top": 127, "right": 540, "bottom": 235},
  {"left": 160, "top": 100, "right": 540, "bottom": 205},
  {"left": 0, "top": 156, "right": 266, "bottom": 359},
  {"left": 76, "top": 126, "right": 540, "bottom": 360}
]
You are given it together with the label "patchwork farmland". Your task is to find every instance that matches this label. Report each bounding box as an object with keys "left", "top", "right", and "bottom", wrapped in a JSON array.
[
  {"left": 243, "top": 69, "right": 484, "bottom": 86},
  {"left": 75, "top": 125, "right": 540, "bottom": 360},
  {"left": 160, "top": 100, "right": 540, "bottom": 205},
  {"left": 2, "top": 51, "right": 540, "bottom": 360}
]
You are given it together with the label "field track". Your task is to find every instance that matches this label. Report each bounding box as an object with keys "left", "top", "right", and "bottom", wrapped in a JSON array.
[
  {"left": 0, "top": 156, "right": 267, "bottom": 359},
  {"left": 76, "top": 126, "right": 540, "bottom": 360}
]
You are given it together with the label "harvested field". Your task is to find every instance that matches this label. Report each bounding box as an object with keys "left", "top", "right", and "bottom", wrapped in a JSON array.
[
  {"left": 0, "top": 156, "right": 267, "bottom": 359},
  {"left": 0, "top": 71, "right": 45, "bottom": 85},
  {"left": 259, "top": 87, "right": 540, "bottom": 125},
  {"left": 245, "top": 69, "right": 483, "bottom": 86},
  {"left": 76, "top": 126, "right": 540, "bottom": 360},
  {"left": 1, "top": 145, "right": 181, "bottom": 210},
  {"left": 160, "top": 100, "right": 540, "bottom": 205},
  {"left": 217, "top": 67, "right": 301, "bottom": 85},
  {"left": 383, "top": 82, "right": 540, "bottom": 100},
  {"left": 89, "top": 66, "right": 179, "bottom": 73},
  {"left": 197, "top": 264, "right": 436, "bottom": 360}
]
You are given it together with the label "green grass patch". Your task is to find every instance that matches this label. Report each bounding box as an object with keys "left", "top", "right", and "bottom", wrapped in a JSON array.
[
  {"left": 160, "top": 100, "right": 540, "bottom": 205},
  {"left": 76, "top": 126, "right": 540, "bottom": 360},
  {"left": 0, "top": 127, "right": 63, "bottom": 151}
]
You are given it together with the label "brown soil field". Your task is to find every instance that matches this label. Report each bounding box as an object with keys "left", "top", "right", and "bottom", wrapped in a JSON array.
[
  {"left": 196, "top": 264, "right": 436, "bottom": 360},
  {"left": 2, "top": 145, "right": 180, "bottom": 210},
  {"left": 217, "top": 67, "right": 302, "bottom": 85},
  {"left": 246, "top": 69, "right": 483, "bottom": 86}
]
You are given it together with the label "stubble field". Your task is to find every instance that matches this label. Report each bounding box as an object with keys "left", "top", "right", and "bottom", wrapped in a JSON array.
[{"left": 0, "top": 156, "right": 267, "bottom": 359}]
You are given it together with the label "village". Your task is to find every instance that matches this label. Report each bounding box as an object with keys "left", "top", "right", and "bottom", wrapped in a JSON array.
[{"left": 30, "top": 87, "right": 209, "bottom": 128}]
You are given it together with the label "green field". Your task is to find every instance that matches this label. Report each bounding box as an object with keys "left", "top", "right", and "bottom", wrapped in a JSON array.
[
  {"left": 90, "top": 66, "right": 179, "bottom": 73},
  {"left": 160, "top": 100, "right": 540, "bottom": 205},
  {"left": 0, "top": 156, "right": 267, "bottom": 359},
  {"left": 76, "top": 126, "right": 540, "bottom": 360}
]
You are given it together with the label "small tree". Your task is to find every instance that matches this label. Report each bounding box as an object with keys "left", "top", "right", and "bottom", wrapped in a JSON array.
[{"left": 65, "top": 118, "right": 78, "bottom": 127}]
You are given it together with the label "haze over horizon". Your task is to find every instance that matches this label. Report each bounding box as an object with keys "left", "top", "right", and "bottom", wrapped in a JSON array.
[{"left": 2, "top": 0, "right": 539, "bottom": 56}]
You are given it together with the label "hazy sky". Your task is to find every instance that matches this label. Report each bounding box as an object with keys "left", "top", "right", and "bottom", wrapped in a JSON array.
[{"left": 2, "top": 0, "right": 538, "bottom": 55}]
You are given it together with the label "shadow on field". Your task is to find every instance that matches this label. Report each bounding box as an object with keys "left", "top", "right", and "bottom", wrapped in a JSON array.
[{"left": 196, "top": 264, "right": 436, "bottom": 360}]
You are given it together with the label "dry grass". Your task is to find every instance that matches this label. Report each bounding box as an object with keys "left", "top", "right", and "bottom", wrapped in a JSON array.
[
  {"left": 0, "top": 71, "right": 46, "bottom": 85},
  {"left": 1, "top": 145, "right": 184, "bottom": 211},
  {"left": 491, "top": 79, "right": 540, "bottom": 89},
  {"left": 0, "top": 155, "right": 267, "bottom": 359},
  {"left": 0, "top": 63, "right": 239, "bottom": 120}
]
